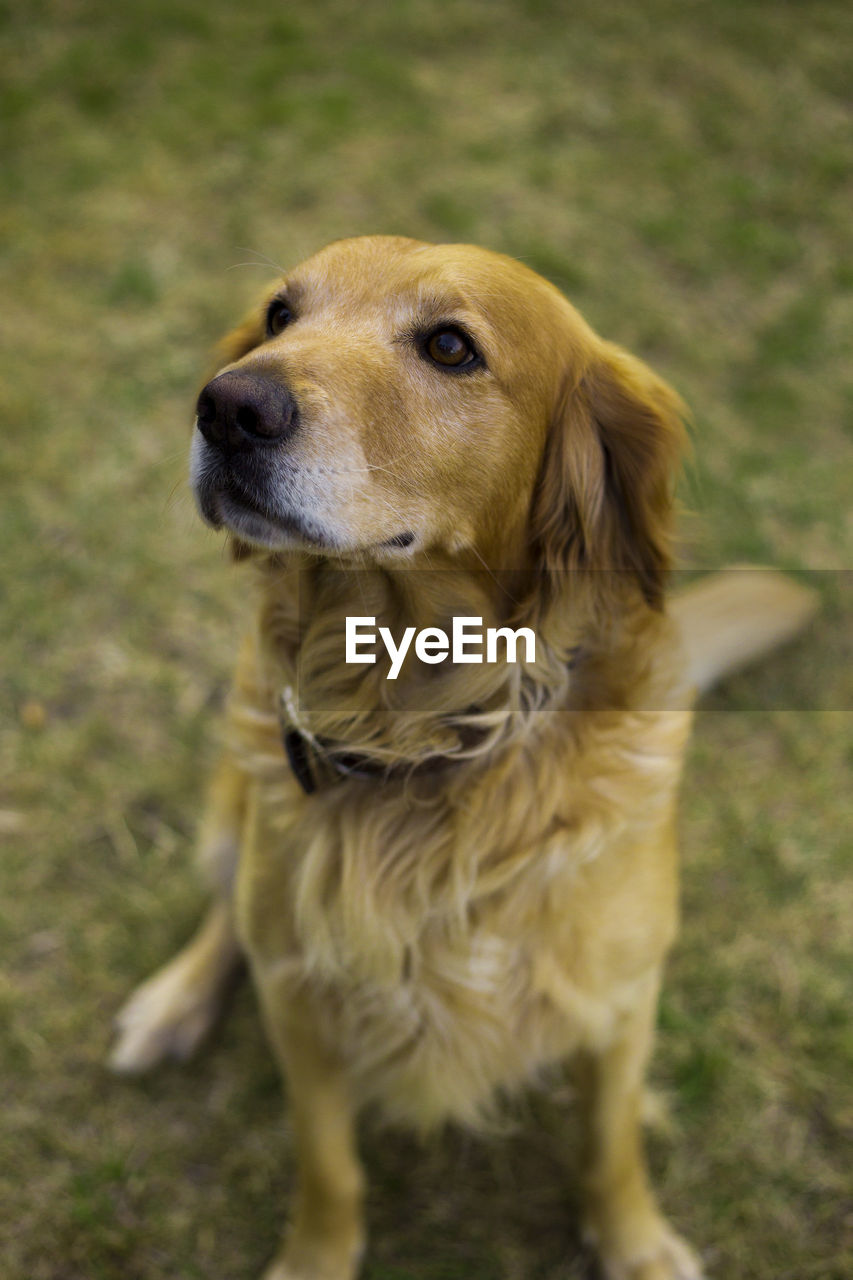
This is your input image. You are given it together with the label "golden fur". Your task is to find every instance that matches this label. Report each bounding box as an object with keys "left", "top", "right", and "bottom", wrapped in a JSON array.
[{"left": 111, "top": 237, "right": 816, "bottom": 1280}]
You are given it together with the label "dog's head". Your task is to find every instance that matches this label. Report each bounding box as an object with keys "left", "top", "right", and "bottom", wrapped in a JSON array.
[{"left": 191, "top": 235, "right": 686, "bottom": 607}]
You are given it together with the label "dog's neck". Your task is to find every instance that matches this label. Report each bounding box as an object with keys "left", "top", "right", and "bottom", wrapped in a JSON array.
[{"left": 245, "top": 551, "right": 675, "bottom": 773}]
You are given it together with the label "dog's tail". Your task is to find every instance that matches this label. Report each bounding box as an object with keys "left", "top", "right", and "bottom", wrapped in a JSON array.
[{"left": 669, "top": 568, "right": 819, "bottom": 695}]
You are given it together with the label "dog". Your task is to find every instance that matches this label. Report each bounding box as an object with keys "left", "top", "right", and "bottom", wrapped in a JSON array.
[{"left": 111, "top": 236, "right": 817, "bottom": 1280}]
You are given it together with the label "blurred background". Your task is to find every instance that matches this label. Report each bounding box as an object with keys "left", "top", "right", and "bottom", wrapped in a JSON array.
[{"left": 1, "top": 2, "right": 851, "bottom": 1277}]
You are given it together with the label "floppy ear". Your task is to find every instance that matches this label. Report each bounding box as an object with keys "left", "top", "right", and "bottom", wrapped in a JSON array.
[{"left": 529, "top": 341, "right": 688, "bottom": 610}]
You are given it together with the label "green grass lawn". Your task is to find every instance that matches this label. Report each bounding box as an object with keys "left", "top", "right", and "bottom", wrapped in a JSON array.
[{"left": 2, "top": 1, "right": 851, "bottom": 1277}]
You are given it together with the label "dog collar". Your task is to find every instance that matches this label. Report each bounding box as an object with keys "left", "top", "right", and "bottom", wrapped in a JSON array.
[
  {"left": 281, "top": 725, "right": 454, "bottom": 795},
  {"left": 279, "top": 648, "right": 581, "bottom": 795},
  {"left": 282, "top": 727, "right": 321, "bottom": 794}
]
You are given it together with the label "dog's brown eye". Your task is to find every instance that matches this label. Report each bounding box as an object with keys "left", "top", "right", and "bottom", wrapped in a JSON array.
[
  {"left": 266, "top": 300, "right": 292, "bottom": 338},
  {"left": 425, "top": 328, "right": 476, "bottom": 369}
]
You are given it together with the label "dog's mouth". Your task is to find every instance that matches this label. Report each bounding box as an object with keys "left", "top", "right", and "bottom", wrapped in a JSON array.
[
  {"left": 214, "top": 492, "right": 417, "bottom": 555},
  {"left": 204, "top": 489, "right": 418, "bottom": 559},
  {"left": 192, "top": 462, "right": 324, "bottom": 551},
  {"left": 217, "top": 488, "right": 323, "bottom": 548},
  {"left": 235, "top": 494, "right": 329, "bottom": 551},
  {"left": 190, "top": 426, "right": 419, "bottom": 557},
  {"left": 192, "top": 459, "right": 418, "bottom": 558}
]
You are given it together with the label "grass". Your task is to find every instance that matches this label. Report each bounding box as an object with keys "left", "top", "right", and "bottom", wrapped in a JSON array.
[{"left": 1, "top": 0, "right": 851, "bottom": 1276}]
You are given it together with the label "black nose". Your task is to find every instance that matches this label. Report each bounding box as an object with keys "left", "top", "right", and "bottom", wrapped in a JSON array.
[{"left": 195, "top": 372, "right": 298, "bottom": 454}]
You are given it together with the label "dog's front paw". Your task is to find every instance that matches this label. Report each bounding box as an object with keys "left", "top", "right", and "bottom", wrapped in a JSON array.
[
  {"left": 588, "top": 1213, "right": 703, "bottom": 1280},
  {"left": 109, "top": 955, "right": 224, "bottom": 1073},
  {"left": 262, "top": 1263, "right": 352, "bottom": 1280},
  {"left": 261, "top": 1219, "right": 365, "bottom": 1280},
  {"left": 261, "top": 1241, "right": 363, "bottom": 1280}
]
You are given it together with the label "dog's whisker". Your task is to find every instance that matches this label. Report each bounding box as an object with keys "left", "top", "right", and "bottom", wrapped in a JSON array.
[
  {"left": 229, "top": 247, "right": 287, "bottom": 275},
  {"left": 466, "top": 543, "right": 523, "bottom": 608}
]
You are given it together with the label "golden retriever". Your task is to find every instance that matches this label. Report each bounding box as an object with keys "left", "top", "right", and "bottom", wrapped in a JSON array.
[{"left": 111, "top": 236, "right": 816, "bottom": 1280}]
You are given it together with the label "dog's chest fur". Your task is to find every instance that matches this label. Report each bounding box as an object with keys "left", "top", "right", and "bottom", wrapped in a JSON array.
[{"left": 233, "top": 681, "right": 688, "bottom": 1131}]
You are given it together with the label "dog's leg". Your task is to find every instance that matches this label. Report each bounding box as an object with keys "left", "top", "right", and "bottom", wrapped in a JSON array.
[
  {"left": 253, "top": 977, "right": 365, "bottom": 1280},
  {"left": 109, "top": 756, "right": 247, "bottom": 1073},
  {"left": 578, "top": 974, "right": 703, "bottom": 1280}
]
